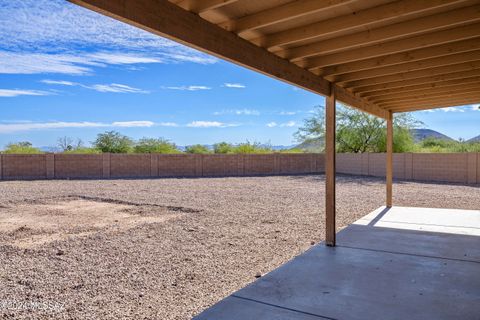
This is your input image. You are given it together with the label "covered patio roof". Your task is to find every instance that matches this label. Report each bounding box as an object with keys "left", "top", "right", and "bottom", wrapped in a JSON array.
[{"left": 70, "top": 0, "right": 480, "bottom": 117}]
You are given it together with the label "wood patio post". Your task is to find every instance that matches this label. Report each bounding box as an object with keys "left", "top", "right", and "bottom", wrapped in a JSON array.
[
  {"left": 325, "top": 89, "right": 336, "bottom": 246},
  {"left": 386, "top": 111, "right": 393, "bottom": 207}
]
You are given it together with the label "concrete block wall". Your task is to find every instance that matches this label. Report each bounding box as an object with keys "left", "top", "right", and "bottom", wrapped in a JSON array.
[
  {"left": 0, "top": 153, "right": 477, "bottom": 184},
  {"left": 336, "top": 153, "right": 479, "bottom": 184}
]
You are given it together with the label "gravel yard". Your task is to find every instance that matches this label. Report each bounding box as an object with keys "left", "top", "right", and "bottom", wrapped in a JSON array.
[{"left": 0, "top": 175, "right": 478, "bottom": 319}]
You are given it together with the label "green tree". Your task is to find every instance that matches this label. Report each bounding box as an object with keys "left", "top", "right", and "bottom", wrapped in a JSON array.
[
  {"left": 185, "top": 144, "right": 211, "bottom": 154},
  {"left": 232, "top": 141, "right": 273, "bottom": 154},
  {"left": 213, "top": 142, "right": 233, "bottom": 154},
  {"left": 3, "top": 142, "right": 43, "bottom": 154},
  {"left": 93, "top": 131, "right": 133, "bottom": 153},
  {"left": 134, "top": 138, "right": 180, "bottom": 154},
  {"left": 295, "top": 105, "right": 420, "bottom": 153}
]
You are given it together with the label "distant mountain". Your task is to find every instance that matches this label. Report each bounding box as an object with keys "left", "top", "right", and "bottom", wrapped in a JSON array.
[
  {"left": 467, "top": 135, "right": 480, "bottom": 143},
  {"left": 294, "top": 139, "right": 324, "bottom": 152},
  {"left": 411, "top": 129, "right": 454, "bottom": 143}
]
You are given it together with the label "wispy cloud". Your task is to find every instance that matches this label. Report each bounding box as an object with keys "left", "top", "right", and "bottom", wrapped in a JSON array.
[
  {"left": 266, "top": 121, "right": 297, "bottom": 128},
  {"left": 158, "top": 122, "right": 179, "bottom": 127},
  {"left": 278, "top": 111, "right": 297, "bottom": 115},
  {"left": 0, "top": 120, "right": 155, "bottom": 133},
  {"left": 161, "top": 85, "right": 211, "bottom": 91},
  {"left": 0, "top": 89, "right": 52, "bottom": 97},
  {"left": 90, "top": 83, "right": 148, "bottom": 93},
  {"left": 0, "top": 0, "right": 216, "bottom": 75},
  {"left": 223, "top": 83, "right": 246, "bottom": 89},
  {"left": 187, "top": 121, "right": 238, "bottom": 128},
  {"left": 213, "top": 109, "right": 260, "bottom": 116},
  {"left": 41, "top": 79, "right": 76, "bottom": 86},
  {"left": 41, "top": 79, "right": 148, "bottom": 94}
]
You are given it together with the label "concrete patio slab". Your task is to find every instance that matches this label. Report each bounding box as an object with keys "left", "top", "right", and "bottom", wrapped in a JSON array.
[{"left": 194, "top": 206, "right": 480, "bottom": 320}]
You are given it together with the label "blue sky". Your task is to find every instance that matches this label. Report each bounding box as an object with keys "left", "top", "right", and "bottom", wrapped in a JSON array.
[{"left": 0, "top": 0, "right": 478, "bottom": 149}]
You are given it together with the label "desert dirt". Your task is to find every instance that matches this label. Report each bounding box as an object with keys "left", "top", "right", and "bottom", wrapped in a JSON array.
[{"left": 0, "top": 175, "right": 478, "bottom": 319}]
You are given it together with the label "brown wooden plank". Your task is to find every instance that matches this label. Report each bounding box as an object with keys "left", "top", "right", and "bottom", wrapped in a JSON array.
[
  {"left": 278, "top": 4, "right": 480, "bottom": 61},
  {"left": 380, "top": 91, "right": 480, "bottom": 107},
  {"left": 331, "top": 51, "right": 480, "bottom": 83},
  {"left": 361, "top": 76, "right": 480, "bottom": 98},
  {"left": 390, "top": 98, "right": 479, "bottom": 112},
  {"left": 219, "top": 0, "right": 353, "bottom": 33},
  {"left": 304, "top": 23, "right": 480, "bottom": 69},
  {"left": 369, "top": 82, "right": 480, "bottom": 104},
  {"left": 349, "top": 62, "right": 480, "bottom": 93},
  {"left": 386, "top": 111, "right": 393, "bottom": 207},
  {"left": 325, "top": 90, "right": 336, "bottom": 246},
  {"left": 252, "top": 0, "right": 463, "bottom": 48},
  {"left": 316, "top": 38, "right": 480, "bottom": 76},
  {"left": 177, "top": 0, "right": 237, "bottom": 13}
]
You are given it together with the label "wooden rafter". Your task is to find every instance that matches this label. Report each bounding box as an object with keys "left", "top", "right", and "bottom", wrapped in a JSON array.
[
  {"left": 331, "top": 51, "right": 480, "bottom": 83},
  {"left": 303, "top": 23, "right": 480, "bottom": 69},
  {"left": 251, "top": 0, "right": 463, "bottom": 48},
  {"left": 348, "top": 61, "right": 480, "bottom": 92},
  {"left": 219, "top": 0, "right": 353, "bottom": 33},
  {"left": 387, "top": 96, "right": 480, "bottom": 112},
  {"left": 277, "top": 4, "right": 480, "bottom": 61},
  {"left": 380, "top": 90, "right": 478, "bottom": 110},
  {"left": 371, "top": 83, "right": 480, "bottom": 104},
  {"left": 362, "top": 76, "right": 480, "bottom": 98},
  {"left": 176, "top": 0, "right": 237, "bottom": 13},
  {"left": 316, "top": 38, "right": 480, "bottom": 76}
]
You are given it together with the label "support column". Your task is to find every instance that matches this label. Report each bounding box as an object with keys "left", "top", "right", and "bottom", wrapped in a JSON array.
[
  {"left": 386, "top": 111, "right": 393, "bottom": 207},
  {"left": 325, "top": 89, "right": 336, "bottom": 247}
]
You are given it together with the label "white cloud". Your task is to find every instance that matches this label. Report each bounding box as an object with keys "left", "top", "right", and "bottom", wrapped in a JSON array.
[
  {"left": 90, "top": 83, "right": 148, "bottom": 93},
  {"left": 0, "top": 120, "right": 156, "bottom": 133},
  {"left": 41, "top": 79, "right": 76, "bottom": 86},
  {"left": 41, "top": 79, "right": 148, "bottom": 94},
  {"left": 159, "top": 122, "right": 179, "bottom": 127},
  {"left": 214, "top": 109, "right": 260, "bottom": 116},
  {"left": 0, "top": 89, "right": 52, "bottom": 97},
  {"left": 442, "top": 107, "right": 465, "bottom": 113},
  {"left": 280, "top": 121, "right": 297, "bottom": 127},
  {"left": 162, "top": 85, "right": 211, "bottom": 91},
  {"left": 111, "top": 121, "right": 154, "bottom": 127},
  {"left": 0, "top": 0, "right": 216, "bottom": 75},
  {"left": 223, "top": 83, "right": 246, "bottom": 88},
  {"left": 187, "top": 121, "right": 237, "bottom": 128},
  {"left": 278, "top": 111, "right": 296, "bottom": 115},
  {"left": 266, "top": 121, "right": 296, "bottom": 128},
  {"left": 468, "top": 104, "right": 480, "bottom": 111}
]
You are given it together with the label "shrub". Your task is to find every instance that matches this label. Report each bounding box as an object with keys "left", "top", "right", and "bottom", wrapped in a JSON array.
[
  {"left": 185, "top": 144, "right": 211, "bottom": 154},
  {"left": 134, "top": 138, "right": 181, "bottom": 154},
  {"left": 3, "top": 142, "right": 43, "bottom": 154}
]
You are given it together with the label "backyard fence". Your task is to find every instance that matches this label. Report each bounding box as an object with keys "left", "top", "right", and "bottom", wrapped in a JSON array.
[{"left": 0, "top": 153, "right": 478, "bottom": 184}]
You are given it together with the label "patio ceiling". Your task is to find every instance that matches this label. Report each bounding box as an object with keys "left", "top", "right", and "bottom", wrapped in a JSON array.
[{"left": 70, "top": 0, "right": 480, "bottom": 118}]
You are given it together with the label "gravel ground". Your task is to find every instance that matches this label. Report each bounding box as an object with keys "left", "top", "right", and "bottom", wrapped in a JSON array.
[{"left": 0, "top": 175, "right": 478, "bottom": 319}]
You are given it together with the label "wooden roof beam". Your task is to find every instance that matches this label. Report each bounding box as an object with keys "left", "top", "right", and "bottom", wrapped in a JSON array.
[
  {"left": 370, "top": 83, "right": 480, "bottom": 104},
  {"left": 303, "top": 23, "right": 480, "bottom": 69},
  {"left": 388, "top": 97, "right": 480, "bottom": 112},
  {"left": 176, "top": 0, "right": 237, "bottom": 14},
  {"left": 361, "top": 76, "right": 480, "bottom": 98},
  {"left": 68, "top": 0, "right": 388, "bottom": 119},
  {"left": 381, "top": 92, "right": 480, "bottom": 108},
  {"left": 331, "top": 51, "right": 480, "bottom": 83},
  {"left": 346, "top": 61, "right": 480, "bottom": 92},
  {"left": 252, "top": 0, "right": 463, "bottom": 49},
  {"left": 279, "top": 5, "right": 480, "bottom": 62},
  {"left": 219, "top": 0, "right": 353, "bottom": 33},
  {"left": 315, "top": 38, "right": 480, "bottom": 76}
]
